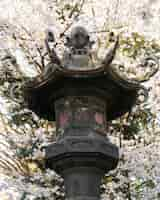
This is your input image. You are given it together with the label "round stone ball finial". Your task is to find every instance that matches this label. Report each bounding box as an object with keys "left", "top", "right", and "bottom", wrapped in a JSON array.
[
  {"left": 66, "top": 26, "right": 91, "bottom": 49},
  {"left": 63, "top": 26, "right": 96, "bottom": 69}
]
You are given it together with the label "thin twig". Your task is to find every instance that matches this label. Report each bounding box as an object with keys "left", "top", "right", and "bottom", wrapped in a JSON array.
[
  {"left": 68, "top": 3, "right": 79, "bottom": 19},
  {"left": 0, "top": 113, "right": 9, "bottom": 134},
  {"left": 114, "top": 0, "right": 120, "bottom": 24},
  {"left": 60, "top": 0, "right": 85, "bottom": 38},
  {"left": 18, "top": 42, "right": 42, "bottom": 74},
  {"left": 13, "top": 29, "right": 42, "bottom": 74},
  {"left": 21, "top": 26, "right": 45, "bottom": 70}
]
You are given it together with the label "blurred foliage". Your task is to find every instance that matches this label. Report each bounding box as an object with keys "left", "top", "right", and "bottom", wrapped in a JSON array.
[
  {"left": 120, "top": 32, "right": 146, "bottom": 59},
  {"left": 133, "top": 178, "right": 156, "bottom": 199}
]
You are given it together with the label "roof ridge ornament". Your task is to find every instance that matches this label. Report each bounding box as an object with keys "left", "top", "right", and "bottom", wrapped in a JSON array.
[
  {"left": 102, "top": 35, "right": 119, "bottom": 68},
  {"left": 42, "top": 26, "right": 120, "bottom": 75}
]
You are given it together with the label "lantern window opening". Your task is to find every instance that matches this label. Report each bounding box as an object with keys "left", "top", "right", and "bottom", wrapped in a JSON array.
[{"left": 55, "top": 96, "right": 107, "bottom": 134}]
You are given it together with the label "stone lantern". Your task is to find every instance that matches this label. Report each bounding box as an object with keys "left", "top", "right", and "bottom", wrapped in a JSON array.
[{"left": 23, "top": 26, "right": 140, "bottom": 200}]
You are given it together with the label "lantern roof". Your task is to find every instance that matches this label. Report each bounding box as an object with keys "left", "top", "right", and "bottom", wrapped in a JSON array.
[{"left": 23, "top": 64, "right": 140, "bottom": 121}]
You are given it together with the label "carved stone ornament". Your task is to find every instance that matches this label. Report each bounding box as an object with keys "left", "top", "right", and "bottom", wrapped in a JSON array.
[{"left": 23, "top": 26, "right": 141, "bottom": 121}]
